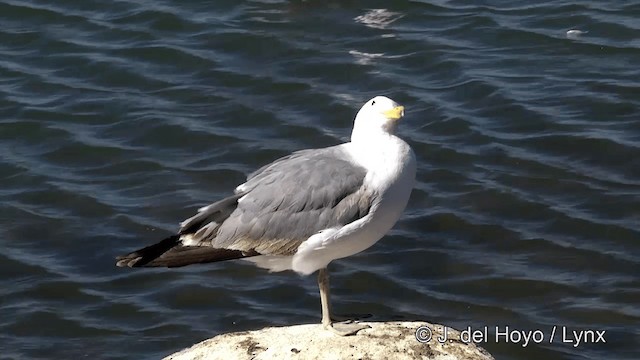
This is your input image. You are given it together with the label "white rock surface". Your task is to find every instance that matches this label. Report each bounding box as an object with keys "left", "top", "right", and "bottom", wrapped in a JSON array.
[{"left": 164, "top": 321, "right": 494, "bottom": 360}]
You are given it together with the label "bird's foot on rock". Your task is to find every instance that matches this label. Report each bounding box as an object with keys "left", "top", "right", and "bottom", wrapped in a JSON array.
[{"left": 324, "top": 321, "right": 371, "bottom": 336}]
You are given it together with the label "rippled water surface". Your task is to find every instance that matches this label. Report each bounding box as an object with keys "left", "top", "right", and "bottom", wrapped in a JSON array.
[{"left": 1, "top": 1, "right": 639, "bottom": 359}]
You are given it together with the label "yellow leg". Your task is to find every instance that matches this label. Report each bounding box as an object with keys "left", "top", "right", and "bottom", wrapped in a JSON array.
[{"left": 317, "top": 267, "right": 370, "bottom": 336}]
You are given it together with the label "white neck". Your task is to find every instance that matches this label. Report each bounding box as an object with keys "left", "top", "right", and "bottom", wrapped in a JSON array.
[
  {"left": 351, "top": 122, "right": 397, "bottom": 144},
  {"left": 348, "top": 129, "right": 404, "bottom": 173},
  {"left": 351, "top": 128, "right": 387, "bottom": 145}
]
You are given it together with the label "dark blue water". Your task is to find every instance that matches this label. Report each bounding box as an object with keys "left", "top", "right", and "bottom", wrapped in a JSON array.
[{"left": 1, "top": 1, "right": 638, "bottom": 359}]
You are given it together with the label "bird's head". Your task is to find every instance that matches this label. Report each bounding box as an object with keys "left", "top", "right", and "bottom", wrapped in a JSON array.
[{"left": 352, "top": 96, "right": 405, "bottom": 140}]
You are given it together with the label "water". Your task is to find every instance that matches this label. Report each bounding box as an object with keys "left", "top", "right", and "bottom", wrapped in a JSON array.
[{"left": 1, "top": 1, "right": 639, "bottom": 359}]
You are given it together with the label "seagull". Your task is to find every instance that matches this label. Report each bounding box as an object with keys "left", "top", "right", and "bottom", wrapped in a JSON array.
[{"left": 115, "top": 96, "right": 416, "bottom": 336}]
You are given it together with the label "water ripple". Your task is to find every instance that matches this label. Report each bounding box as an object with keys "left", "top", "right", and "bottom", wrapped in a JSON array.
[{"left": 0, "top": 1, "right": 639, "bottom": 359}]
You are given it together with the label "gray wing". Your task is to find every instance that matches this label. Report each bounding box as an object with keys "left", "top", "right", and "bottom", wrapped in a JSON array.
[{"left": 179, "top": 146, "right": 375, "bottom": 255}]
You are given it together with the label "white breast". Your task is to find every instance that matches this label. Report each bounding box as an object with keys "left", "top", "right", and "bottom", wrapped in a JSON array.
[
  {"left": 356, "top": 134, "right": 416, "bottom": 243},
  {"left": 288, "top": 135, "right": 416, "bottom": 275}
]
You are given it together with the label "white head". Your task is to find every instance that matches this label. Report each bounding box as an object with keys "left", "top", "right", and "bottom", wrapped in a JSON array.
[{"left": 351, "top": 96, "right": 405, "bottom": 142}]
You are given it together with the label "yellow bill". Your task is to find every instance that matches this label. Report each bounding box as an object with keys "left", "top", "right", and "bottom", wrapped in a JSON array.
[{"left": 383, "top": 105, "right": 405, "bottom": 120}]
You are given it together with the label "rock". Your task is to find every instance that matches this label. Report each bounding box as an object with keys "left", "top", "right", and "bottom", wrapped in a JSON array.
[{"left": 164, "top": 321, "right": 494, "bottom": 360}]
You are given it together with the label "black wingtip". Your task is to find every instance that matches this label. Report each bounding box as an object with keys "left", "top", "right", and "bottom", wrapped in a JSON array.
[
  {"left": 115, "top": 234, "right": 260, "bottom": 268},
  {"left": 115, "top": 235, "right": 180, "bottom": 268}
]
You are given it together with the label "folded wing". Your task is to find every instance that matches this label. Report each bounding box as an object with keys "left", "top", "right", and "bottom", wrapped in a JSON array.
[{"left": 116, "top": 145, "right": 375, "bottom": 268}]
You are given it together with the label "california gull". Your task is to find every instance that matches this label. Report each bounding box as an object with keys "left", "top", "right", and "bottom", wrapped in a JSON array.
[{"left": 116, "top": 96, "right": 416, "bottom": 335}]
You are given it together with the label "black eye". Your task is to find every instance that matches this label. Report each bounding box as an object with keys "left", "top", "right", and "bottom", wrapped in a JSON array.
[{"left": 371, "top": 100, "right": 376, "bottom": 105}]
